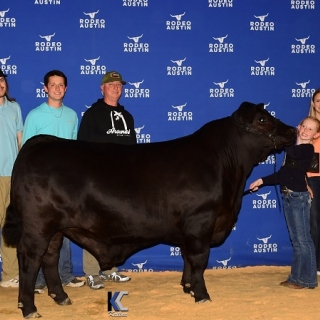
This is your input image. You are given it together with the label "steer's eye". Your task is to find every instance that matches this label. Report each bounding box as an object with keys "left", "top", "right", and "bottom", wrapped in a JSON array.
[{"left": 258, "top": 117, "right": 266, "bottom": 123}]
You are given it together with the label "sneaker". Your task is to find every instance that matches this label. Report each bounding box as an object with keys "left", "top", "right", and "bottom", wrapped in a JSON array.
[
  {"left": 0, "top": 276, "right": 19, "bottom": 288},
  {"left": 317, "top": 271, "right": 320, "bottom": 276},
  {"left": 65, "top": 278, "right": 85, "bottom": 287},
  {"left": 87, "top": 275, "right": 104, "bottom": 290},
  {"left": 34, "top": 284, "right": 46, "bottom": 294},
  {"left": 101, "top": 271, "right": 131, "bottom": 282}
]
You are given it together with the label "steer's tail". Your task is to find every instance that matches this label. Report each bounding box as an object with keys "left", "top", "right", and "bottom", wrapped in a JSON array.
[{"left": 2, "top": 203, "right": 22, "bottom": 247}]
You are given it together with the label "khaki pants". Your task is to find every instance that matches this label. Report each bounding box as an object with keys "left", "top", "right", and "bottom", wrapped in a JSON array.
[
  {"left": 0, "top": 177, "right": 18, "bottom": 281},
  {"left": 83, "top": 249, "right": 118, "bottom": 276}
]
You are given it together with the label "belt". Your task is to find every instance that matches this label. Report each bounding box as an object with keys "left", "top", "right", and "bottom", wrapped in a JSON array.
[{"left": 282, "top": 187, "right": 293, "bottom": 194}]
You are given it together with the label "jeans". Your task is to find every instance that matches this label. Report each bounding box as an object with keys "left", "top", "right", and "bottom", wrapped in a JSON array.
[
  {"left": 307, "top": 177, "right": 320, "bottom": 271},
  {"left": 36, "top": 237, "right": 75, "bottom": 286},
  {"left": 282, "top": 190, "right": 318, "bottom": 288}
]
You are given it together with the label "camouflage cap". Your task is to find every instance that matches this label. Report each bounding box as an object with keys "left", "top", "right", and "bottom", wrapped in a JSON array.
[{"left": 101, "top": 71, "right": 126, "bottom": 85}]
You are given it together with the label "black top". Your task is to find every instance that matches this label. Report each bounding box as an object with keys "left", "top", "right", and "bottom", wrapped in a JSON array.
[
  {"left": 262, "top": 144, "right": 314, "bottom": 192},
  {"left": 77, "top": 98, "right": 136, "bottom": 145}
]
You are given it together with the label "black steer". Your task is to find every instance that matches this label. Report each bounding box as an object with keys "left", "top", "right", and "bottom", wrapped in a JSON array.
[{"left": 3, "top": 102, "right": 296, "bottom": 318}]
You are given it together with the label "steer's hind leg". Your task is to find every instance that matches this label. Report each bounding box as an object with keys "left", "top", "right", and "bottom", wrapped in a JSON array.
[
  {"left": 17, "top": 237, "right": 47, "bottom": 318},
  {"left": 42, "top": 232, "right": 71, "bottom": 306}
]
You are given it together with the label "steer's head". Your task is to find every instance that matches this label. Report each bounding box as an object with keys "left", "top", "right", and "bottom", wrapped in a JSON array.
[{"left": 232, "top": 102, "right": 297, "bottom": 161}]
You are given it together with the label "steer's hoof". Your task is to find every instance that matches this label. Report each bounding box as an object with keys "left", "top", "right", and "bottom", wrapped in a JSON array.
[
  {"left": 196, "top": 298, "right": 212, "bottom": 304},
  {"left": 25, "top": 312, "right": 42, "bottom": 318},
  {"left": 57, "top": 297, "right": 72, "bottom": 306},
  {"left": 183, "top": 283, "right": 191, "bottom": 294}
]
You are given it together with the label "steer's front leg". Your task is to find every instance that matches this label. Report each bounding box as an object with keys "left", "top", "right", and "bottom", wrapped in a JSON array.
[
  {"left": 180, "top": 247, "right": 192, "bottom": 294},
  {"left": 183, "top": 239, "right": 211, "bottom": 303},
  {"left": 43, "top": 233, "right": 71, "bottom": 306}
]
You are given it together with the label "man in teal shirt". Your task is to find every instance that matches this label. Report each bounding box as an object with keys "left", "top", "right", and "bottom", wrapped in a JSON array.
[{"left": 22, "top": 70, "right": 84, "bottom": 292}]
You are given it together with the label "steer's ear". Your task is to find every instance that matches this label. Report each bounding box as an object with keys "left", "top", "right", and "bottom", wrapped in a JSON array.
[
  {"left": 233, "top": 101, "right": 257, "bottom": 124},
  {"left": 256, "top": 103, "right": 265, "bottom": 110}
]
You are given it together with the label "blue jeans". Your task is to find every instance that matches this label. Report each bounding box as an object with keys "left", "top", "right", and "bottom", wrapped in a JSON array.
[
  {"left": 36, "top": 237, "right": 75, "bottom": 286},
  {"left": 282, "top": 191, "right": 318, "bottom": 288},
  {"left": 307, "top": 177, "right": 320, "bottom": 271}
]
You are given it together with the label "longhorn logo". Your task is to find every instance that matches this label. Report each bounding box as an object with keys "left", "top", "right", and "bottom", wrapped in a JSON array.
[
  {"left": 256, "top": 191, "right": 271, "bottom": 200},
  {"left": 172, "top": 103, "right": 187, "bottom": 112},
  {"left": 39, "top": 33, "right": 56, "bottom": 41},
  {"left": 0, "top": 56, "right": 11, "bottom": 64},
  {"left": 264, "top": 102, "right": 270, "bottom": 109},
  {"left": 84, "top": 56, "right": 100, "bottom": 66},
  {"left": 216, "top": 257, "right": 231, "bottom": 267},
  {"left": 254, "top": 13, "right": 269, "bottom": 22},
  {"left": 132, "top": 260, "right": 147, "bottom": 270},
  {"left": 213, "top": 34, "right": 228, "bottom": 44},
  {"left": 83, "top": 10, "right": 99, "bottom": 18},
  {"left": 171, "top": 57, "right": 186, "bottom": 67},
  {"left": 213, "top": 80, "right": 229, "bottom": 89},
  {"left": 128, "top": 80, "right": 144, "bottom": 89},
  {"left": 134, "top": 125, "right": 145, "bottom": 134},
  {"left": 170, "top": 12, "right": 186, "bottom": 21},
  {"left": 0, "top": 8, "right": 9, "bottom": 18},
  {"left": 127, "top": 34, "right": 143, "bottom": 43},
  {"left": 296, "top": 80, "right": 310, "bottom": 89},
  {"left": 257, "top": 235, "right": 272, "bottom": 244},
  {"left": 254, "top": 58, "right": 269, "bottom": 66},
  {"left": 295, "top": 36, "right": 310, "bottom": 44}
]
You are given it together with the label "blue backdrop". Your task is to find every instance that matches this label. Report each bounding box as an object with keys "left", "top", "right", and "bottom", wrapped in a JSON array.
[{"left": 0, "top": 0, "right": 318, "bottom": 275}]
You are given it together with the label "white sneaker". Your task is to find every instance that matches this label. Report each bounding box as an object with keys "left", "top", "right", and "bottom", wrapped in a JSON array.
[
  {"left": 102, "top": 272, "right": 131, "bottom": 282},
  {"left": 87, "top": 275, "right": 104, "bottom": 290},
  {"left": 317, "top": 271, "right": 320, "bottom": 276},
  {"left": 1, "top": 276, "right": 19, "bottom": 288}
]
